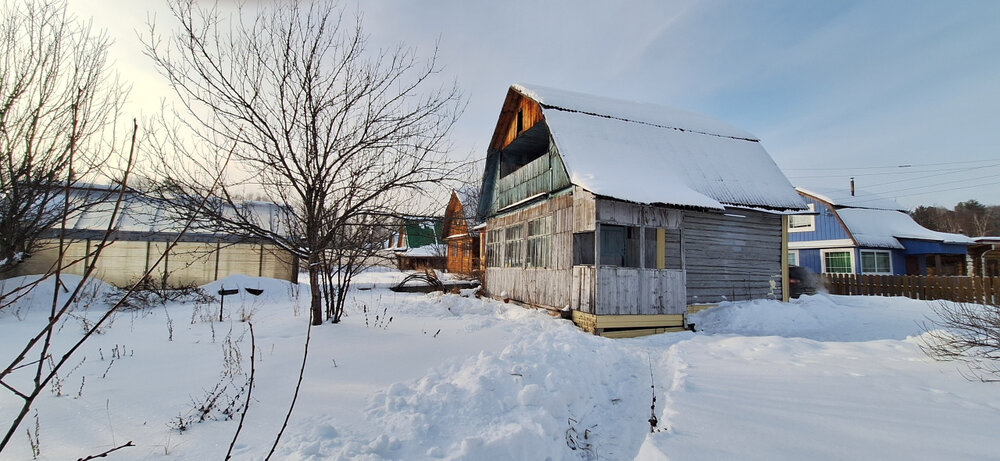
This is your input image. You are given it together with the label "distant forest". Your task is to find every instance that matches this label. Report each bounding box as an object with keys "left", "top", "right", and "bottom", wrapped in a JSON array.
[{"left": 910, "top": 200, "right": 999, "bottom": 238}]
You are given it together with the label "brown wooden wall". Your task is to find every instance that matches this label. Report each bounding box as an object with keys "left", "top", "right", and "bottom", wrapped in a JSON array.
[
  {"left": 446, "top": 235, "right": 480, "bottom": 276},
  {"left": 489, "top": 89, "right": 545, "bottom": 151}
]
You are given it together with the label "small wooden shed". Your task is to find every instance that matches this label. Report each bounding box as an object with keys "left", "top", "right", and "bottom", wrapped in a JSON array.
[{"left": 478, "top": 84, "right": 806, "bottom": 336}]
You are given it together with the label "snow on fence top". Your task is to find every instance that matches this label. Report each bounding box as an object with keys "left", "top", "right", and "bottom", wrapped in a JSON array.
[
  {"left": 512, "top": 84, "right": 806, "bottom": 211},
  {"left": 837, "top": 208, "right": 974, "bottom": 249}
]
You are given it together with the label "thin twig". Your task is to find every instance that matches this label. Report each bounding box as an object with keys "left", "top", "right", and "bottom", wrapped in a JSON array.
[
  {"left": 76, "top": 440, "right": 135, "bottom": 461},
  {"left": 225, "top": 322, "right": 255, "bottom": 460}
]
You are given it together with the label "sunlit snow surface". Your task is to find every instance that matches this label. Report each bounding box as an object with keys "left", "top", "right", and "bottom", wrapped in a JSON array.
[{"left": 1, "top": 271, "right": 998, "bottom": 460}]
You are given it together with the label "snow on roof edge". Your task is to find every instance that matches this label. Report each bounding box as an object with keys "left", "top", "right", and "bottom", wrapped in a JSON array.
[{"left": 512, "top": 83, "right": 759, "bottom": 142}]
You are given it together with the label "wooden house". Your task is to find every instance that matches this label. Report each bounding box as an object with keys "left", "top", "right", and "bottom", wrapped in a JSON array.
[
  {"left": 4, "top": 185, "right": 298, "bottom": 288},
  {"left": 392, "top": 217, "right": 446, "bottom": 270},
  {"left": 478, "top": 84, "right": 806, "bottom": 336},
  {"left": 789, "top": 188, "right": 973, "bottom": 276},
  {"left": 442, "top": 190, "right": 481, "bottom": 277}
]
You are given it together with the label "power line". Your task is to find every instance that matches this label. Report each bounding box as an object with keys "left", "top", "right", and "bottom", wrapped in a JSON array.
[
  {"left": 787, "top": 163, "right": 1000, "bottom": 180},
  {"left": 783, "top": 158, "right": 1000, "bottom": 171}
]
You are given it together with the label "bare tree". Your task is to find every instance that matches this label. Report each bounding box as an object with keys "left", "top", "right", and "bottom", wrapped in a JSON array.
[
  {"left": 0, "top": 0, "right": 126, "bottom": 285},
  {"left": 922, "top": 301, "right": 1000, "bottom": 382},
  {"left": 142, "top": 0, "right": 463, "bottom": 326}
]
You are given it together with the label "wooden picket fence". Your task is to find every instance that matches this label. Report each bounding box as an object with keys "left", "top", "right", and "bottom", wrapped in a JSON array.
[{"left": 824, "top": 274, "right": 1000, "bottom": 305}]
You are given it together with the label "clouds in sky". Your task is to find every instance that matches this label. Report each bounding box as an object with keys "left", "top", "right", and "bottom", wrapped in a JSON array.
[{"left": 67, "top": 0, "right": 1000, "bottom": 208}]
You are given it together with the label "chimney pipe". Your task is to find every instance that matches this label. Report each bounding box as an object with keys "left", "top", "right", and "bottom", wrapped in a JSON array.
[{"left": 850, "top": 177, "right": 855, "bottom": 196}]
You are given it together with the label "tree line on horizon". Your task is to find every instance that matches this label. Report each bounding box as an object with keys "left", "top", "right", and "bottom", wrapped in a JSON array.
[{"left": 910, "top": 199, "right": 1000, "bottom": 238}]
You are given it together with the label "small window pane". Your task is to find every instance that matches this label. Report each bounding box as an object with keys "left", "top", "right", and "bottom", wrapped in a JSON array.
[
  {"left": 824, "top": 251, "right": 852, "bottom": 273},
  {"left": 573, "top": 232, "right": 594, "bottom": 265}
]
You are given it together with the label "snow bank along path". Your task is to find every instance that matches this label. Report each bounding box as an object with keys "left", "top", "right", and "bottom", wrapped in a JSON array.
[{"left": 1, "top": 274, "right": 999, "bottom": 460}]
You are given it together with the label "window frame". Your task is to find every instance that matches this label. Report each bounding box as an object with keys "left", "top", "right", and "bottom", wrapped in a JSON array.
[
  {"left": 860, "top": 249, "right": 892, "bottom": 275},
  {"left": 503, "top": 224, "right": 524, "bottom": 268},
  {"left": 788, "top": 249, "right": 800, "bottom": 267},
  {"left": 820, "top": 248, "right": 855, "bottom": 274},
  {"left": 485, "top": 228, "right": 503, "bottom": 267},
  {"left": 788, "top": 204, "right": 816, "bottom": 233},
  {"left": 525, "top": 216, "right": 552, "bottom": 268}
]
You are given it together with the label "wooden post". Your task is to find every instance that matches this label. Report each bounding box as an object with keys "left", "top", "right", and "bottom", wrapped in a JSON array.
[{"left": 781, "top": 215, "right": 789, "bottom": 303}]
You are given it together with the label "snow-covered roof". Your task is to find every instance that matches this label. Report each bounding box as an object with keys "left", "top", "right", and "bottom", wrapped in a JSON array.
[
  {"left": 837, "top": 208, "right": 974, "bottom": 249},
  {"left": 398, "top": 244, "right": 446, "bottom": 258},
  {"left": 796, "top": 187, "right": 904, "bottom": 211},
  {"left": 52, "top": 187, "right": 288, "bottom": 238},
  {"left": 513, "top": 84, "right": 805, "bottom": 211}
]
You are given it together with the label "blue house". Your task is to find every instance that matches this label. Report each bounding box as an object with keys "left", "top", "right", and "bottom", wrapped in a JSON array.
[{"left": 788, "top": 188, "right": 973, "bottom": 276}]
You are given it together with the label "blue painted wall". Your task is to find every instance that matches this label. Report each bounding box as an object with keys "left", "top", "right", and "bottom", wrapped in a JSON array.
[
  {"left": 796, "top": 248, "right": 822, "bottom": 273},
  {"left": 899, "top": 239, "right": 967, "bottom": 255},
  {"left": 788, "top": 196, "right": 851, "bottom": 243}
]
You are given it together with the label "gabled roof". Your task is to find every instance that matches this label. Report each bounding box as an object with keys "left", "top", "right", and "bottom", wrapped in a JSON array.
[
  {"left": 400, "top": 218, "right": 443, "bottom": 249},
  {"left": 795, "top": 187, "right": 904, "bottom": 211},
  {"left": 837, "top": 208, "right": 974, "bottom": 249},
  {"left": 510, "top": 84, "right": 806, "bottom": 211}
]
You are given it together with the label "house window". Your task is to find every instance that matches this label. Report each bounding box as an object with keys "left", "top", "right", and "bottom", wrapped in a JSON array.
[
  {"left": 526, "top": 217, "right": 551, "bottom": 268},
  {"left": 599, "top": 225, "right": 641, "bottom": 267},
  {"left": 503, "top": 225, "right": 523, "bottom": 267},
  {"left": 572, "top": 232, "right": 594, "bottom": 265},
  {"left": 821, "top": 249, "right": 854, "bottom": 274},
  {"left": 516, "top": 110, "right": 524, "bottom": 134},
  {"left": 788, "top": 250, "right": 799, "bottom": 267},
  {"left": 860, "top": 250, "right": 892, "bottom": 274},
  {"left": 788, "top": 204, "right": 815, "bottom": 232},
  {"left": 643, "top": 228, "right": 681, "bottom": 269},
  {"left": 485, "top": 229, "right": 502, "bottom": 267}
]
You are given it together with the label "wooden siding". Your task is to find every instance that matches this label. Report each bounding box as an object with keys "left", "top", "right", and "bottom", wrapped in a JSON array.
[
  {"left": 484, "top": 195, "right": 574, "bottom": 308},
  {"left": 489, "top": 90, "right": 545, "bottom": 151},
  {"left": 446, "top": 235, "right": 479, "bottom": 276},
  {"left": 788, "top": 194, "right": 854, "bottom": 244},
  {"left": 595, "top": 199, "right": 682, "bottom": 228},
  {"left": 441, "top": 192, "right": 469, "bottom": 239},
  {"left": 683, "top": 208, "right": 784, "bottom": 303},
  {"left": 572, "top": 188, "right": 596, "bottom": 232},
  {"left": 595, "top": 267, "right": 685, "bottom": 315},
  {"left": 496, "top": 153, "right": 553, "bottom": 211}
]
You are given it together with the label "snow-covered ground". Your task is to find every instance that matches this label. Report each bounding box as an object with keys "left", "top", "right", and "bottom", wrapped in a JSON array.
[{"left": 1, "top": 271, "right": 998, "bottom": 460}]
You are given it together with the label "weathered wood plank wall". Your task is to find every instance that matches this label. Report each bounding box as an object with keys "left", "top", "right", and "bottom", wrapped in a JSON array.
[
  {"left": 683, "top": 208, "right": 783, "bottom": 303},
  {"left": 485, "top": 194, "right": 574, "bottom": 308}
]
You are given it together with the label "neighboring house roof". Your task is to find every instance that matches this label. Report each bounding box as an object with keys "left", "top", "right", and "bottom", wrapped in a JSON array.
[
  {"left": 400, "top": 244, "right": 446, "bottom": 258},
  {"left": 837, "top": 208, "right": 974, "bottom": 249},
  {"left": 400, "top": 218, "right": 443, "bottom": 249},
  {"left": 511, "top": 84, "right": 806, "bottom": 211},
  {"left": 795, "top": 187, "right": 904, "bottom": 211},
  {"left": 44, "top": 186, "right": 288, "bottom": 240}
]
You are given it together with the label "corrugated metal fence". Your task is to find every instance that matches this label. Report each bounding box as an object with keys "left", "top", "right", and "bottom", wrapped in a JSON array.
[{"left": 824, "top": 274, "right": 1000, "bottom": 305}]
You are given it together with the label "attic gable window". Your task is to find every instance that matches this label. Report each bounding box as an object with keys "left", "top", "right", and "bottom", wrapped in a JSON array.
[
  {"left": 516, "top": 110, "right": 524, "bottom": 134},
  {"left": 789, "top": 204, "right": 815, "bottom": 232}
]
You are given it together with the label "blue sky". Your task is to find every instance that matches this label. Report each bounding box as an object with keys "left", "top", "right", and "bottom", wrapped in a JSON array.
[{"left": 70, "top": 0, "right": 1000, "bottom": 209}]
